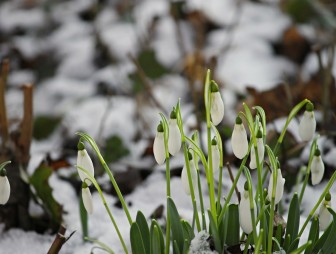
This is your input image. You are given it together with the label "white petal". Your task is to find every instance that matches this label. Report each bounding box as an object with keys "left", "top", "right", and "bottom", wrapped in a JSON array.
[
  {"left": 239, "top": 191, "right": 257, "bottom": 234},
  {"left": 211, "top": 145, "right": 220, "bottom": 173},
  {"left": 231, "top": 124, "right": 248, "bottom": 159},
  {"left": 77, "top": 149, "right": 94, "bottom": 185},
  {"left": 153, "top": 132, "right": 165, "bottom": 165},
  {"left": 0, "top": 176, "right": 10, "bottom": 205},
  {"left": 210, "top": 92, "right": 224, "bottom": 125},
  {"left": 299, "top": 111, "right": 316, "bottom": 141},
  {"left": 249, "top": 138, "right": 265, "bottom": 169},
  {"left": 319, "top": 203, "right": 332, "bottom": 231},
  {"left": 311, "top": 156, "right": 325, "bottom": 185},
  {"left": 82, "top": 187, "right": 93, "bottom": 214},
  {"left": 168, "top": 119, "right": 181, "bottom": 156},
  {"left": 181, "top": 161, "right": 197, "bottom": 195},
  {"left": 267, "top": 168, "right": 285, "bottom": 205}
]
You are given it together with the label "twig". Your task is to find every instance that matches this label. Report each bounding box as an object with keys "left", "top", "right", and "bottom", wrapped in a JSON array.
[
  {"left": 0, "top": 59, "right": 9, "bottom": 148},
  {"left": 48, "top": 225, "right": 76, "bottom": 254},
  {"left": 226, "top": 162, "right": 241, "bottom": 202}
]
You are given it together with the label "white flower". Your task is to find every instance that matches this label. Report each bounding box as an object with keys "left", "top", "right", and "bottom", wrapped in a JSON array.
[
  {"left": 210, "top": 92, "right": 224, "bottom": 126},
  {"left": 319, "top": 194, "right": 332, "bottom": 231},
  {"left": 82, "top": 184, "right": 93, "bottom": 214},
  {"left": 0, "top": 174, "right": 10, "bottom": 205},
  {"left": 211, "top": 139, "right": 220, "bottom": 173},
  {"left": 77, "top": 143, "right": 94, "bottom": 185},
  {"left": 298, "top": 103, "right": 316, "bottom": 141},
  {"left": 231, "top": 117, "right": 248, "bottom": 159},
  {"left": 181, "top": 155, "right": 198, "bottom": 195},
  {"left": 311, "top": 149, "right": 324, "bottom": 185},
  {"left": 168, "top": 118, "right": 181, "bottom": 156},
  {"left": 153, "top": 123, "right": 165, "bottom": 165},
  {"left": 239, "top": 189, "right": 257, "bottom": 234},
  {"left": 267, "top": 168, "right": 285, "bottom": 205},
  {"left": 249, "top": 134, "right": 264, "bottom": 170}
]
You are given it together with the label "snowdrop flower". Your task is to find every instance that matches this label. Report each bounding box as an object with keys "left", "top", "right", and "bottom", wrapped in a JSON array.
[
  {"left": 239, "top": 182, "right": 257, "bottom": 234},
  {"left": 311, "top": 148, "right": 324, "bottom": 185},
  {"left": 181, "top": 152, "right": 197, "bottom": 195},
  {"left": 77, "top": 142, "right": 94, "bottom": 185},
  {"left": 0, "top": 161, "right": 11, "bottom": 205},
  {"left": 168, "top": 110, "right": 181, "bottom": 156},
  {"left": 153, "top": 123, "right": 165, "bottom": 165},
  {"left": 210, "top": 81, "right": 224, "bottom": 125},
  {"left": 82, "top": 182, "right": 93, "bottom": 214},
  {"left": 319, "top": 193, "right": 332, "bottom": 231},
  {"left": 249, "top": 130, "right": 265, "bottom": 169},
  {"left": 299, "top": 102, "right": 316, "bottom": 141},
  {"left": 231, "top": 116, "right": 248, "bottom": 159},
  {"left": 211, "top": 137, "right": 220, "bottom": 173},
  {"left": 267, "top": 167, "right": 285, "bottom": 205}
]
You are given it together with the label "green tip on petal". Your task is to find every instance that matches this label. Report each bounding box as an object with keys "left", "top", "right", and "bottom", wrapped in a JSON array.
[
  {"left": 256, "top": 129, "right": 262, "bottom": 138},
  {"left": 325, "top": 192, "right": 331, "bottom": 201},
  {"left": 82, "top": 181, "right": 89, "bottom": 189},
  {"left": 170, "top": 109, "right": 177, "bottom": 119},
  {"left": 211, "top": 137, "right": 217, "bottom": 146},
  {"left": 244, "top": 181, "right": 249, "bottom": 191},
  {"left": 210, "top": 80, "right": 219, "bottom": 93},
  {"left": 306, "top": 102, "right": 314, "bottom": 112},
  {"left": 188, "top": 151, "right": 193, "bottom": 161},
  {"left": 314, "top": 148, "right": 321, "bottom": 157},
  {"left": 77, "top": 141, "right": 85, "bottom": 151},
  {"left": 157, "top": 123, "right": 164, "bottom": 132},
  {"left": 0, "top": 161, "right": 11, "bottom": 171},
  {"left": 0, "top": 168, "right": 7, "bottom": 177},
  {"left": 235, "top": 116, "right": 242, "bottom": 125}
]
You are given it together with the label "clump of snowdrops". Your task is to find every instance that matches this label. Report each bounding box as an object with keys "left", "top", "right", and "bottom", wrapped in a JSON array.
[{"left": 74, "top": 70, "right": 336, "bottom": 254}]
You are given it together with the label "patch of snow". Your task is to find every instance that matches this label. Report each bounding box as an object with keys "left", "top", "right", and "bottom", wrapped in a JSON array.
[
  {"left": 7, "top": 70, "right": 36, "bottom": 87},
  {"left": 95, "top": 8, "right": 119, "bottom": 30},
  {"left": 189, "top": 230, "right": 218, "bottom": 254}
]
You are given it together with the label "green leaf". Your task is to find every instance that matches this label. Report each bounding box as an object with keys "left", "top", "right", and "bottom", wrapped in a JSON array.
[
  {"left": 311, "top": 222, "right": 332, "bottom": 253},
  {"left": 225, "top": 204, "right": 240, "bottom": 247},
  {"left": 168, "top": 197, "right": 184, "bottom": 254},
  {"left": 181, "top": 220, "right": 194, "bottom": 241},
  {"left": 137, "top": 49, "right": 168, "bottom": 79},
  {"left": 290, "top": 241, "right": 312, "bottom": 254},
  {"left": 136, "top": 211, "right": 150, "bottom": 254},
  {"left": 208, "top": 210, "right": 222, "bottom": 253},
  {"left": 274, "top": 224, "right": 283, "bottom": 251},
  {"left": 319, "top": 207, "right": 336, "bottom": 253},
  {"left": 103, "top": 135, "right": 129, "bottom": 164},
  {"left": 150, "top": 220, "right": 164, "bottom": 254},
  {"left": 305, "top": 216, "right": 319, "bottom": 254},
  {"left": 33, "top": 115, "right": 61, "bottom": 140},
  {"left": 79, "top": 193, "right": 88, "bottom": 240},
  {"left": 287, "top": 237, "right": 300, "bottom": 253},
  {"left": 85, "top": 237, "right": 115, "bottom": 254},
  {"left": 284, "top": 193, "right": 300, "bottom": 251},
  {"left": 29, "top": 165, "right": 63, "bottom": 230},
  {"left": 130, "top": 222, "right": 146, "bottom": 254}
]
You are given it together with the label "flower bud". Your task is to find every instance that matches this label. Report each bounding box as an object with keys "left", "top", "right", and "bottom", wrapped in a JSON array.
[
  {"left": 77, "top": 142, "right": 94, "bottom": 185},
  {"left": 239, "top": 186, "right": 257, "bottom": 234},
  {"left": 298, "top": 102, "right": 316, "bottom": 141},
  {"left": 181, "top": 153, "right": 197, "bottom": 195},
  {"left": 168, "top": 111, "right": 181, "bottom": 156},
  {"left": 0, "top": 162, "right": 11, "bottom": 205},
  {"left": 249, "top": 130, "right": 264, "bottom": 170},
  {"left": 267, "top": 168, "right": 285, "bottom": 205},
  {"left": 211, "top": 138, "right": 220, "bottom": 173},
  {"left": 319, "top": 193, "right": 332, "bottom": 231},
  {"left": 82, "top": 182, "right": 93, "bottom": 214},
  {"left": 210, "top": 81, "right": 224, "bottom": 125},
  {"left": 311, "top": 148, "right": 324, "bottom": 185},
  {"left": 231, "top": 117, "right": 248, "bottom": 159},
  {"left": 153, "top": 123, "right": 165, "bottom": 165}
]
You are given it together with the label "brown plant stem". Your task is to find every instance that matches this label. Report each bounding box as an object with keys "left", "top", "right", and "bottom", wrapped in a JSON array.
[
  {"left": 226, "top": 162, "right": 241, "bottom": 202},
  {"left": 48, "top": 225, "right": 76, "bottom": 254}
]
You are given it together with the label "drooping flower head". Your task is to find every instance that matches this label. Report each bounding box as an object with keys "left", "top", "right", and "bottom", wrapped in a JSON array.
[
  {"left": 319, "top": 192, "right": 332, "bottom": 231},
  {"left": 168, "top": 109, "right": 181, "bottom": 156},
  {"left": 77, "top": 141, "right": 94, "bottom": 185},
  {"left": 239, "top": 181, "right": 257, "bottom": 234},
  {"left": 299, "top": 102, "right": 316, "bottom": 141},
  {"left": 210, "top": 81, "right": 224, "bottom": 126},
  {"left": 181, "top": 152, "right": 197, "bottom": 195},
  {"left": 311, "top": 148, "right": 324, "bottom": 185},
  {"left": 267, "top": 166, "right": 285, "bottom": 205},
  {"left": 0, "top": 161, "right": 11, "bottom": 205},
  {"left": 231, "top": 116, "right": 248, "bottom": 159},
  {"left": 82, "top": 181, "right": 93, "bottom": 214},
  {"left": 249, "top": 129, "right": 265, "bottom": 169},
  {"left": 211, "top": 137, "right": 220, "bottom": 173},
  {"left": 153, "top": 122, "right": 165, "bottom": 165}
]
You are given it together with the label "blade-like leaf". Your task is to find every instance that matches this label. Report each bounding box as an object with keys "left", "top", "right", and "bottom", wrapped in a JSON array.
[
  {"left": 130, "top": 222, "right": 146, "bottom": 254},
  {"left": 208, "top": 210, "right": 222, "bottom": 253},
  {"left": 320, "top": 207, "right": 336, "bottom": 253},
  {"left": 168, "top": 197, "right": 184, "bottom": 254},
  {"left": 304, "top": 216, "right": 319, "bottom": 254},
  {"left": 150, "top": 220, "right": 164, "bottom": 254},
  {"left": 284, "top": 193, "right": 300, "bottom": 251},
  {"left": 225, "top": 204, "right": 240, "bottom": 246},
  {"left": 136, "top": 211, "right": 150, "bottom": 253}
]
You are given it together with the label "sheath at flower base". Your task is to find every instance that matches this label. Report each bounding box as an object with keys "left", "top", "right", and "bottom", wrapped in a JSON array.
[
  {"left": 181, "top": 153, "right": 197, "bottom": 195},
  {"left": 231, "top": 116, "right": 248, "bottom": 159},
  {"left": 153, "top": 123, "right": 165, "bottom": 165},
  {"left": 82, "top": 182, "right": 93, "bottom": 214},
  {"left": 0, "top": 166, "right": 10, "bottom": 205},
  {"left": 298, "top": 102, "right": 316, "bottom": 141},
  {"left": 210, "top": 82, "right": 224, "bottom": 126},
  {"left": 249, "top": 130, "right": 264, "bottom": 170},
  {"left": 239, "top": 183, "right": 257, "bottom": 234},
  {"left": 168, "top": 110, "right": 181, "bottom": 156},
  {"left": 319, "top": 193, "right": 332, "bottom": 231},
  {"left": 267, "top": 167, "right": 285, "bottom": 205},
  {"left": 311, "top": 148, "right": 325, "bottom": 185},
  {"left": 211, "top": 138, "right": 220, "bottom": 173},
  {"left": 77, "top": 142, "right": 94, "bottom": 185}
]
